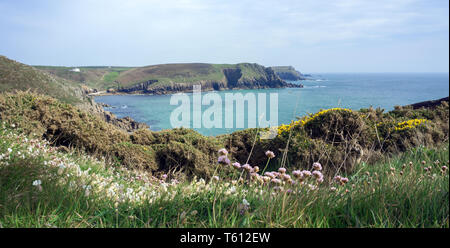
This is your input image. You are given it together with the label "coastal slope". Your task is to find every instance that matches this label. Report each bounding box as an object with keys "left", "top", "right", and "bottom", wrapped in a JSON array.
[{"left": 0, "top": 55, "right": 86, "bottom": 105}]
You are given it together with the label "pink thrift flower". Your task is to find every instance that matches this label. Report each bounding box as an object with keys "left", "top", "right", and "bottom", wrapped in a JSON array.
[
  {"left": 218, "top": 148, "right": 228, "bottom": 156},
  {"left": 232, "top": 162, "right": 241, "bottom": 169},
  {"left": 265, "top": 150, "right": 275, "bottom": 159},
  {"left": 312, "top": 162, "right": 322, "bottom": 171}
]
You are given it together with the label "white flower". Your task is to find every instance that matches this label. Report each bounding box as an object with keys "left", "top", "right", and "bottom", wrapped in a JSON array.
[
  {"left": 242, "top": 198, "right": 250, "bottom": 206},
  {"left": 32, "top": 180, "right": 42, "bottom": 186},
  {"left": 7, "top": 148, "right": 12, "bottom": 153}
]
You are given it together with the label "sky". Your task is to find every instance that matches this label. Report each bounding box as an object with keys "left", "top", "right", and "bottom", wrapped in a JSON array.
[{"left": 0, "top": 0, "right": 448, "bottom": 72}]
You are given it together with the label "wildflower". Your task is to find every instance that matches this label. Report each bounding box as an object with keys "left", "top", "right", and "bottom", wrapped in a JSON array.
[
  {"left": 218, "top": 155, "right": 230, "bottom": 165},
  {"left": 330, "top": 187, "right": 337, "bottom": 191},
  {"left": 264, "top": 172, "right": 274, "bottom": 178},
  {"left": 265, "top": 150, "right": 275, "bottom": 159},
  {"left": 312, "top": 162, "right": 322, "bottom": 171},
  {"left": 286, "top": 189, "right": 294, "bottom": 194},
  {"left": 242, "top": 164, "right": 253, "bottom": 172},
  {"left": 253, "top": 166, "right": 260, "bottom": 173},
  {"left": 312, "top": 170, "right": 323, "bottom": 179},
  {"left": 335, "top": 175, "right": 344, "bottom": 183},
  {"left": 218, "top": 148, "right": 228, "bottom": 156},
  {"left": 278, "top": 167, "right": 286, "bottom": 174},
  {"left": 239, "top": 199, "right": 250, "bottom": 215},
  {"left": 292, "top": 170, "right": 303, "bottom": 178},
  {"left": 302, "top": 170, "right": 312, "bottom": 177},
  {"left": 442, "top": 166, "right": 448, "bottom": 172},
  {"left": 212, "top": 176, "right": 219, "bottom": 182},
  {"left": 7, "top": 148, "right": 12, "bottom": 153},
  {"left": 161, "top": 174, "right": 168, "bottom": 181},
  {"left": 282, "top": 174, "right": 291, "bottom": 181},
  {"left": 271, "top": 178, "right": 282, "bottom": 185},
  {"left": 421, "top": 160, "right": 426, "bottom": 165},
  {"left": 32, "top": 180, "right": 42, "bottom": 191},
  {"left": 340, "top": 177, "right": 349, "bottom": 184},
  {"left": 232, "top": 162, "right": 241, "bottom": 169}
]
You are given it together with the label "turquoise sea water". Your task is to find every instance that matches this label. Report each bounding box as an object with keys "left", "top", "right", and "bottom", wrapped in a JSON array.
[{"left": 95, "top": 73, "right": 449, "bottom": 136}]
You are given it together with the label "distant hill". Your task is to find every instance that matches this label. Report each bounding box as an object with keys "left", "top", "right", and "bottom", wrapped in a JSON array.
[
  {"left": 270, "top": 66, "right": 306, "bottom": 81},
  {"left": 113, "top": 63, "right": 302, "bottom": 94},
  {"left": 0, "top": 56, "right": 86, "bottom": 105}
]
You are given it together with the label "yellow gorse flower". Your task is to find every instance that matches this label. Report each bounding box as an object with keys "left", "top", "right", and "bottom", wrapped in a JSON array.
[
  {"left": 277, "top": 108, "right": 353, "bottom": 135},
  {"left": 394, "top": 119, "right": 430, "bottom": 131}
]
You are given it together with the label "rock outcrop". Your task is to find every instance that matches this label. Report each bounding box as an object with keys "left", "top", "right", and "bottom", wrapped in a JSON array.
[{"left": 270, "top": 66, "right": 306, "bottom": 81}]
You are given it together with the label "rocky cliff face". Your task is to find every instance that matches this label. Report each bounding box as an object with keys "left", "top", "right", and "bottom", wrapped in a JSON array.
[
  {"left": 270, "top": 66, "right": 306, "bottom": 81},
  {"left": 78, "top": 100, "right": 148, "bottom": 132}
]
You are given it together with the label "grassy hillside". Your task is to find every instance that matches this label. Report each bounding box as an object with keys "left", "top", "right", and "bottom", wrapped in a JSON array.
[
  {"left": 116, "top": 63, "right": 269, "bottom": 85},
  {"left": 34, "top": 65, "right": 135, "bottom": 90},
  {"left": 0, "top": 56, "right": 86, "bottom": 105}
]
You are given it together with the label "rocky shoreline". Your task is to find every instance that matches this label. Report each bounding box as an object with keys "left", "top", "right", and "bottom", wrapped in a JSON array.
[{"left": 89, "top": 81, "right": 304, "bottom": 96}]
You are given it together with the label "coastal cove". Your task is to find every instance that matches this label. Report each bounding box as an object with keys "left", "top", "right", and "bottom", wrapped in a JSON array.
[{"left": 95, "top": 73, "right": 449, "bottom": 136}]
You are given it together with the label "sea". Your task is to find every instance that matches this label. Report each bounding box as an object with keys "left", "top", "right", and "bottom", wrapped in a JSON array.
[{"left": 95, "top": 73, "right": 449, "bottom": 136}]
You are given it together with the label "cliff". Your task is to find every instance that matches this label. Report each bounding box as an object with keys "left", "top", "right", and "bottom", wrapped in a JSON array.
[{"left": 270, "top": 66, "right": 306, "bottom": 81}]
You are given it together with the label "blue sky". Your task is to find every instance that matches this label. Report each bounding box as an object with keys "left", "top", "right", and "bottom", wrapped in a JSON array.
[{"left": 0, "top": 0, "right": 448, "bottom": 72}]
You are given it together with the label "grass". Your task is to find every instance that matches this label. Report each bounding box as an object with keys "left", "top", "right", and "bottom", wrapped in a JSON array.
[
  {"left": 0, "top": 123, "right": 448, "bottom": 228},
  {"left": 0, "top": 56, "right": 86, "bottom": 105},
  {"left": 34, "top": 65, "right": 135, "bottom": 90}
]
